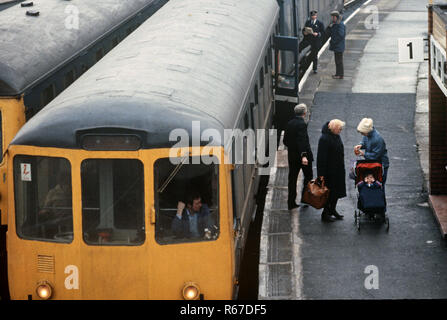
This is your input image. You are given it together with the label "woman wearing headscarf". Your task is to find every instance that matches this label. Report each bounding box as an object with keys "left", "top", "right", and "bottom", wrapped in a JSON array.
[
  {"left": 354, "top": 118, "right": 390, "bottom": 188},
  {"left": 317, "top": 119, "right": 346, "bottom": 222}
]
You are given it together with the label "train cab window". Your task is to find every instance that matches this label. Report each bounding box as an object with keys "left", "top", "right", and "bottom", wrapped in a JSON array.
[
  {"left": 154, "top": 156, "right": 219, "bottom": 245},
  {"left": 81, "top": 159, "right": 145, "bottom": 245},
  {"left": 40, "top": 84, "right": 55, "bottom": 107},
  {"left": 14, "top": 156, "right": 73, "bottom": 243}
]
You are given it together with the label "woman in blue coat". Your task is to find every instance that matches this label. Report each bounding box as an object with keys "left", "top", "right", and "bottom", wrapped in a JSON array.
[
  {"left": 327, "top": 11, "right": 346, "bottom": 79},
  {"left": 354, "top": 118, "right": 390, "bottom": 188}
]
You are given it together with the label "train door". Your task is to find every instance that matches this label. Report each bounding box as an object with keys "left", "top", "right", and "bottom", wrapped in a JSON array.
[
  {"left": 150, "top": 153, "right": 233, "bottom": 299},
  {"left": 78, "top": 158, "right": 150, "bottom": 299},
  {"left": 273, "top": 33, "right": 299, "bottom": 138}
]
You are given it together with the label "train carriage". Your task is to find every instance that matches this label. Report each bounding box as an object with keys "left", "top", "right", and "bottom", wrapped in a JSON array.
[
  {"left": 3, "top": 0, "right": 351, "bottom": 300},
  {"left": 6, "top": 0, "right": 280, "bottom": 300},
  {"left": 0, "top": 0, "right": 169, "bottom": 299}
]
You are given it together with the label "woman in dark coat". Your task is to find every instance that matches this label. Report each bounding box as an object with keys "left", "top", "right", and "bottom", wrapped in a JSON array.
[{"left": 317, "top": 119, "right": 346, "bottom": 222}]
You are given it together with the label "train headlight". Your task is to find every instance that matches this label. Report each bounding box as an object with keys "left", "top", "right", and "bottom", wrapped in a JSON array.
[
  {"left": 36, "top": 281, "right": 53, "bottom": 300},
  {"left": 182, "top": 282, "right": 200, "bottom": 300}
]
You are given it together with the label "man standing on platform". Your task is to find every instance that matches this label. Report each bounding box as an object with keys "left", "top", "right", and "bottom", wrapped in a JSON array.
[
  {"left": 300, "top": 10, "right": 325, "bottom": 74},
  {"left": 328, "top": 11, "right": 346, "bottom": 79},
  {"left": 283, "top": 104, "right": 314, "bottom": 210}
]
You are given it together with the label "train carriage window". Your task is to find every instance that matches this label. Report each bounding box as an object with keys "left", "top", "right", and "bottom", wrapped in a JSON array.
[
  {"left": 154, "top": 156, "right": 219, "bottom": 245},
  {"left": 81, "top": 64, "right": 89, "bottom": 75},
  {"left": 95, "top": 48, "right": 104, "bottom": 62},
  {"left": 254, "top": 85, "right": 259, "bottom": 105},
  {"left": 259, "top": 68, "right": 264, "bottom": 88},
  {"left": 0, "top": 112, "right": 2, "bottom": 163},
  {"left": 14, "top": 156, "right": 73, "bottom": 243},
  {"left": 40, "top": 84, "right": 55, "bottom": 107},
  {"left": 112, "top": 37, "right": 119, "bottom": 48},
  {"left": 64, "top": 69, "right": 76, "bottom": 88},
  {"left": 81, "top": 159, "right": 145, "bottom": 245}
]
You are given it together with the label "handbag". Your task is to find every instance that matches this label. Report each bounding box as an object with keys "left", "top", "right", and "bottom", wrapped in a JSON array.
[{"left": 301, "top": 176, "right": 330, "bottom": 209}]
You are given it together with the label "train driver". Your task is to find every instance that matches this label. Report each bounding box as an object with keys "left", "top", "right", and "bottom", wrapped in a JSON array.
[
  {"left": 38, "top": 172, "right": 72, "bottom": 223},
  {"left": 171, "top": 192, "right": 212, "bottom": 239}
]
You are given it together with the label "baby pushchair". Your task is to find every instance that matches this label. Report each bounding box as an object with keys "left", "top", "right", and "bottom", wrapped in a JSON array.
[{"left": 353, "top": 160, "right": 389, "bottom": 232}]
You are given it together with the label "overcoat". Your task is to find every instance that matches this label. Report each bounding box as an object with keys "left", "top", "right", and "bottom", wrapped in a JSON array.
[
  {"left": 283, "top": 116, "right": 314, "bottom": 161},
  {"left": 302, "top": 18, "right": 325, "bottom": 48},
  {"left": 317, "top": 122, "right": 346, "bottom": 199},
  {"left": 328, "top": 19, "right": 346, "bottom": 53}
]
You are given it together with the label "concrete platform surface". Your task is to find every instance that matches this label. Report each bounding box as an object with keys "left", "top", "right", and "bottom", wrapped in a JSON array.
[{"left": 259, "top": 0, "right": 447, "bottom": 300}]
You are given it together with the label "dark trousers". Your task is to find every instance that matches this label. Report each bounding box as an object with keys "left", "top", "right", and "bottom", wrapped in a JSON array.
[
  {"left": 300, "top": 40, "right": 320, "bottom": 71},
  {"left": 310, "top": 46, "right": 319, "bottom": 71},
  {"left": 334, "top": 52, "right": 344, "bottom": 76},
  {"left": 288, "top": 151, "right": 313, "bottom": 206}
]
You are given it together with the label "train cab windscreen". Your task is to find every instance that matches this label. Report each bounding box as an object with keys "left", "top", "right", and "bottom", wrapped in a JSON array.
[
  {"left": 81, "top": 159, "right": 145, "bottom": 245},
  {"left": 154, "top": 156, "right": 219, "bottom": 245},
  {"left": 14, "top": 156, "right": 73, "bottom": 243}
]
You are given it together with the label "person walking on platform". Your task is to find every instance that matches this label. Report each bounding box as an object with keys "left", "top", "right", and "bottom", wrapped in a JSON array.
[
  {"left": 283, "top": 104, "right": 314, "bottom": 210},
  {"left": 317, "top": 119, "right": 346, "bottom": 222},
  {"left": 327, "top": 11, "right": 346, "bottom": 79},
  {"left": 300, "top": 10, "right": 325, "bottom": 74},
  {"left": 354, "top": 118, "right": 390, "bottom": 189}
]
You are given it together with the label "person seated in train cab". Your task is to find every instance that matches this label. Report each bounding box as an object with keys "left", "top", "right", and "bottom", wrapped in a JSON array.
[
  {"left": 39, "top": 172, "right": 72, "bottom": 223},
  {"left": 171, "top": 192, "right": 212, "bottom": 239}
]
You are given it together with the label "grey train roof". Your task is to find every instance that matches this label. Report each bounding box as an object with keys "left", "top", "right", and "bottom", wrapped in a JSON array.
[
  {"left": 0, "top": 0, "right": 162, "bottom": 96},
  {"left": 11, "top": 0, "right": 280, "bottom": 150}
]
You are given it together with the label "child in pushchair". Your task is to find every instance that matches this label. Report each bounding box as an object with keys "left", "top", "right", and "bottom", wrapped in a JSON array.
[{"left": 353, "top": 160, "right": 389, "bottom": 231}]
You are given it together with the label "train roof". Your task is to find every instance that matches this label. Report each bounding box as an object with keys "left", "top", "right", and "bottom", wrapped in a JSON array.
[
  {"left": 0, "top": 0, "right": 162, "bottom": 96},
  {"left": 11, "top": 0, "right": 280, "bottom": 150}
]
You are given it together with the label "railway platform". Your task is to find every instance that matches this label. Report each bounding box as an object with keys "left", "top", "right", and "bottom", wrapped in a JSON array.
[{"left": 259, "top": 0, "right": 447, "bottom": 300}]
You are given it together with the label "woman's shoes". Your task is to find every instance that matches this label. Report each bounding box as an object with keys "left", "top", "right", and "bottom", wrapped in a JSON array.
[
  {"left": 332, "top": 211, "right": 344, "bottom": 220},
  {"left": 332, "top": 75, "right": 344, "bottom": 79},
  {"left": 288, "top": 202, "right": 299, "bottom": 210},
  {"left": 321, "top": 212, "right": 335, "bottom": 222}
]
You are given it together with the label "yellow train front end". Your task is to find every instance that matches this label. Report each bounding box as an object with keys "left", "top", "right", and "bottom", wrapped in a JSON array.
[{"left": 7, "top": 145, "right": 235, "bottom": 300}]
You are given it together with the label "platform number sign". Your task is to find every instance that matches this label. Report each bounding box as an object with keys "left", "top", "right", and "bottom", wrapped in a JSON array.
[
  {"left": 20, "top": 163, "right": 31, "bottom": 181},
  {"left": 398, "top": 38, "right": 424, "bottom": 63}
]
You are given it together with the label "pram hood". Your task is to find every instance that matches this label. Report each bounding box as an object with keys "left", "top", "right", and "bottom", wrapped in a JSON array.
[{"left": 355, "top": 160, "right": 383, "bottom": 185}]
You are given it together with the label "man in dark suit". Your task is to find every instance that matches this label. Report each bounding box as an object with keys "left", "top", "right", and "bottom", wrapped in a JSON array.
[
  {"left": 283, "top": 104, "right": 314, "bottom": 210},
  {"left": 299, "top": 10, "right": 325, "bottom": 74}
]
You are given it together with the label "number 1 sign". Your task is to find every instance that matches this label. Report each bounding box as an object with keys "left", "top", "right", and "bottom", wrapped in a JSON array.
[{"left": 398, "top": 38, "right": 424, "bottom": 63}]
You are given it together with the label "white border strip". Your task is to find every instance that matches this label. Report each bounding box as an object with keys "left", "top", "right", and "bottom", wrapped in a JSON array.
[
  {"left": 430, "top": 34, "right": 447, "bottom": 97},
  {"left": 298, "top": 0, "right": 370, "bottom": 92}
]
